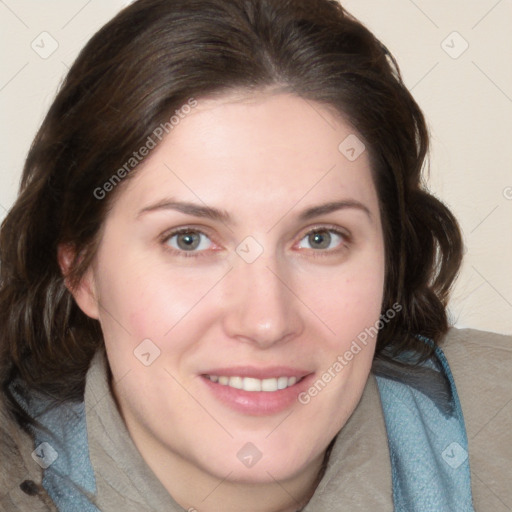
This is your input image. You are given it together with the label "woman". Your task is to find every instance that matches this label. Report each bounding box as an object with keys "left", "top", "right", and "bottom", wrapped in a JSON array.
[{"left": 0, "top": 0, "right": 510, "bottom": 511}]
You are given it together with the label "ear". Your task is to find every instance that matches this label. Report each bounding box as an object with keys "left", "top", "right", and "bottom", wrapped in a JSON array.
[{"left": 58, "top": 243, "right": 100, "bottom": 320}]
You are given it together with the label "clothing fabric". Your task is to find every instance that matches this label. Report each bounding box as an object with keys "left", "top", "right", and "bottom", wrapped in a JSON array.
[
  {"left": 1, "top": 328, "right": 511, "bottom": 511},
  {"left": 375, "top": 343, "right": 473, "bottom": 511}
]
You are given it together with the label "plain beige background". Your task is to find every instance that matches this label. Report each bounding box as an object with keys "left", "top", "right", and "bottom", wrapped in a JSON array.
[{"left": 0, "top": 0, "right": 511, "bottom": 335}]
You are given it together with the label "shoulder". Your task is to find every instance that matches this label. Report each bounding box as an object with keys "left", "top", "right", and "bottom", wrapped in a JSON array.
[
  {"left": 440, "top": 327, "right": 512, "bottom": 511},
  {"left": 0, "top": 391, "right": 57, "bottom": 511},
  {"left": 440, "top": 327, "right": 512, "bottom": 428}
]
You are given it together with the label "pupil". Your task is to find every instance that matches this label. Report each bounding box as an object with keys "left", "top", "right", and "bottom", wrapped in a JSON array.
[
  {"left": 177, "top": 232, "right": 200, "bottom": 250},
  {"left": 309, "top": 230, "right": 331, "bottom": 249}
]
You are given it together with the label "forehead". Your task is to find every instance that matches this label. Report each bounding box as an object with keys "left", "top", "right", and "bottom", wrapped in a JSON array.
[{"left": 112, "top": 91, "right": 378, "bottom": 219}]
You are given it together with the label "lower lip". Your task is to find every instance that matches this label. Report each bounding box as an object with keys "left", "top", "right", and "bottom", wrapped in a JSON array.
[{"left": 201, "top": 374, "right": 314, "bottom": 416}]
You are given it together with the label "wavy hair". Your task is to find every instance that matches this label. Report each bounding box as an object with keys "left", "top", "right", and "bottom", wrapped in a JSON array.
[{"left": 0, "top": 0, "right": 462, "bottom": 425}]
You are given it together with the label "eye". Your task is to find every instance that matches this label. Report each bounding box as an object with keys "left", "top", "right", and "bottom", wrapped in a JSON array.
[
  {"left": 297, "top": 228, "right": 345, "bottom": 251},
  {"left": 165, "top": 229, "right": 213, "bottom": 252}
]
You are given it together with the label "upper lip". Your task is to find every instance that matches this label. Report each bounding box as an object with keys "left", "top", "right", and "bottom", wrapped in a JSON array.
[{"left": 201, "top": 366, "right": 312, "bottom": 379}]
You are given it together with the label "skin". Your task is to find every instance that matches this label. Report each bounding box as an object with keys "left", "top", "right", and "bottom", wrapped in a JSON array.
[{"left": 64, "top": 91, "right": 386, "bottom": 512}]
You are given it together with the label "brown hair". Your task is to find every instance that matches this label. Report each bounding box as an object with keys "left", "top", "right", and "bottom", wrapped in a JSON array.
[{"left": 0, "top": 0, "right": 462, "bottom": 424}]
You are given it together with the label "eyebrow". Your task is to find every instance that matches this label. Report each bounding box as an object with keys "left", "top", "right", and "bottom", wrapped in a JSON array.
[
  {"left": 137, "top": 199, "right": 372, "bottom": 224},
  {"left": 298, "top": 200, "right": 372, "bottom": 221},
  {"left": 137, "top": 200, "right": 232, "bottom": 224}
]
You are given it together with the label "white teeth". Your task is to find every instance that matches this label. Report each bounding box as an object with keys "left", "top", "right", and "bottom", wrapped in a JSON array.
[
  {"left": 244, "top": 377, "right": 262, "bottom": 392},
  {"left": 277, "top": 376, "right": 288, "bottom": 390},
  {"left": 261, "top": 378, "right": 277, "bottom": 392},
  {"left": 207, "top": 375, "right": 300, "bottom": 392},
  {"left": 229, "top": 376, "right": 243, "bottom": 389}
]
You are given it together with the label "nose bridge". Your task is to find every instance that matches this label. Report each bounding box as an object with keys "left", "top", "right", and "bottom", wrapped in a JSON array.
[{"left": 222, "top": 253, "right": 302, "bottom": 347}]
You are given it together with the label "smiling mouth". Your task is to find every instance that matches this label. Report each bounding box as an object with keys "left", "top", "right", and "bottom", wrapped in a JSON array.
[{"left": 204, "top": 375, "right": 305, "bottom": 392}]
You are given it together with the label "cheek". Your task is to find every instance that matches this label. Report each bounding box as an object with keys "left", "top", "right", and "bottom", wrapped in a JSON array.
[
  {"left": 94, "top": 255, "right": 227, "bottom": 359},
  {"left": 300, "top": 259, "right": 385, "bottom": 351},
  {"left": 127, "top": 267, "right": 228, "bottom": 331}
]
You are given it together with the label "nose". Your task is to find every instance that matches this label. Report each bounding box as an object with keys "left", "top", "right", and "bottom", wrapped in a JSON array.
[{"left": 221, "top": 255, "right": 304, "bottom": 349}]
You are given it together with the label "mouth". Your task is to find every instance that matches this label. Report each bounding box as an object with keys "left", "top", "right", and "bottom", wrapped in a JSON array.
[{"left": 199, "top": 367, "right": 314, "bottom": 415}]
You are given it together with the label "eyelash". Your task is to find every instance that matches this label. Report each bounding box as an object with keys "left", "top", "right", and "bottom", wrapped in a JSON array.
[
  {"left": 160, "top": 225, "right": 351, "bottom": 259},
  {"left": 160, "top": 227, "right": 217, "bottom": 258}
]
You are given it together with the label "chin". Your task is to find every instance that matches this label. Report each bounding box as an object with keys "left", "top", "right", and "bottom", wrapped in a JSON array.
[
  {"left": 197, "top": 437, "right": 318, "bottom": 485},
  {"left": 214, "top": 461, "right": 306, "bottom": 485}
]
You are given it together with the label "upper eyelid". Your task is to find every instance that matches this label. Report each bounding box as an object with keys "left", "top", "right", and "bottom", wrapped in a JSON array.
[
  {"left": 296, "top": 224, "right": 351, "bottom": 241},
  {"left": 163, "top": 228, "right": 217, "bottom": 245}
]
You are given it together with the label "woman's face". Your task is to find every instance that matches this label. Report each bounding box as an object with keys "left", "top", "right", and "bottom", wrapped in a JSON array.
[{"left": 74, "top": 92, "right": 385, "bottom": 486}]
